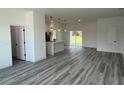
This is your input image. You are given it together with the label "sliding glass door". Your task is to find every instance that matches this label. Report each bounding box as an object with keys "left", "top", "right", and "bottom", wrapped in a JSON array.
[{"left": 70, "top": 31, "right": 83, "bottom": 47}]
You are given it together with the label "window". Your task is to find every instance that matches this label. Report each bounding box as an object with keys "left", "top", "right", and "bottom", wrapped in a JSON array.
[{"left": 70, "top": 31, "right": 83, "bottom": 46}]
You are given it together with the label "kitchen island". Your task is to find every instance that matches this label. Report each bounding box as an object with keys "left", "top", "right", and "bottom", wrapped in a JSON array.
[{"left": 46, "top": 41, "right": 64, "bottom": 56}]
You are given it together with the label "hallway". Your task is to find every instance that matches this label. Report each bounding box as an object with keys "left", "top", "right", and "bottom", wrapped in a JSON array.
[{"left": 0, "top": 47, "right": 123, "bottom": 85}]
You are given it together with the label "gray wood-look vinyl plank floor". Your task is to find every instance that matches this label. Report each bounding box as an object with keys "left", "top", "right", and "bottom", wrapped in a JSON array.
[{"left": 0, "top": 47, "right": 124, "bottom": 85}]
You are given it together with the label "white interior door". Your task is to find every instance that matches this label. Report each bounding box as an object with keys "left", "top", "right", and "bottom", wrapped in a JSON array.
[
  {"left": 108, "top": 26, "right": 118, "bottom": 52},
  {"left": 15, "top": 26, "right": 25, "bottom": 60}
]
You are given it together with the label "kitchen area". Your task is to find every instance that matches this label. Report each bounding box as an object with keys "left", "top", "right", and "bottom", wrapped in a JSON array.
[{"left": 45, "top": 15, "right": 65, "bottom": 56}]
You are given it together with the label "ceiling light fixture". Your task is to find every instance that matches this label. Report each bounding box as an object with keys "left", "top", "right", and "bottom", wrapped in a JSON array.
[
  {"left": 64, "top": 20, "right": 67, "bottom": 32},
  {"left": 49, "top": 16, "right": 54, "bottom": 32},
  {"left": 58, "top": 29, "right": 61, "bottom": 32},
  {"left": 78, "top": 19, "right": 81, "bottom": 23},
  {"left": 64, "top": 29, "right": 67, "bottom": 32},
  {"left": 57, "top": 18, "right": 61, "bottom": 32},
  {"left": 50, "top": 16, "right": 53, "bottom": 23}
]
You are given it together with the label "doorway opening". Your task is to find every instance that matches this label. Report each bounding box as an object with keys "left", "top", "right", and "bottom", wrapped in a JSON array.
[
  {"left": 70, "top": 31, "right": 83, "bottom": 48},
  {"left": 10, "top": 25, "right": 26, "bottom": 65}
]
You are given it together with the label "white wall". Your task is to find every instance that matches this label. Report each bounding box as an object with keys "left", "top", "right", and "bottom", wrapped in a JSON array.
[
  {"left": 25, "top": 11, "right": 35, "bottom": 62},
  {"left": 0, "top": 10, "right": 28, "bottom": 69},
  {"left": 56, "top": 31, "right": 64, "bottom": 42},
  {"left": 25, "top": 11, "right": 46, "bottom": 62},
  {"left": 97, "top": 16, "right": 124, "bottom": 55},
  {"left": 33, "top": 11, "right": 46, "bottom": 62},
  {"left": 0, "top": 9, "right": 46, "bottom": 69},
  {"left": 64, "top": 21, "right": 97, "bottom": 48},
  {"left": 64, "top": 31, "right": 70, "bottom": 46},
  {"left": 82, "top": 22, "right": 97, "bottom": 48},
  {"left": 118, "top": 28, "right": 124, "bottom": 55}
]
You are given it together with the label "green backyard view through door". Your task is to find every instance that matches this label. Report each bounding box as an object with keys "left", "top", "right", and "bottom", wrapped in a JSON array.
[{"left": 70, "top": 31, "right": 83, "bottom": 46}]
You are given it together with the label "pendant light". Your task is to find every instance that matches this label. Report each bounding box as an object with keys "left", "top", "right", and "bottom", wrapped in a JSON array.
[
  {"left": 64, "top": 24, "right": 67, "bottom": 32},
  {"left": 64, "top": 20, "right": 67, "bottom": 32},
  {"left": 78, "top": 18, "right": 81, "bottom": 23},
  {"left": 64, "top": 29, "right": 67, "bottom": 32},
  {"left": 49, "top": 16, "right": 54, "bottom": 32},
  {"left": 57, "top": 18, "right": 61, "bottom": 32}
]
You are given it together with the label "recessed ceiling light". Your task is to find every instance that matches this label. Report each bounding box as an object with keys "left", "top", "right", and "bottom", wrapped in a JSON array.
[
  {"left": 78, "top": 19, "right": 81, "bottom": 23},
  {"left": 58, "top": 29, "right": 61, "bottom": 32},
  {"left": 64, "top": 29, "right": 67, "bottom": 32},
  {"left": 51, "top": 20, "right": 53, "bottom": 23}
]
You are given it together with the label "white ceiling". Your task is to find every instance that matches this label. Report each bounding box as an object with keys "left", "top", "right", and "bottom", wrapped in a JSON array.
[
  {"left": 5, "top": 8, "right": 124, "bottom": 23},
  {"left": 32, "top": 8, "right": 124, "bottom": 23}
]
